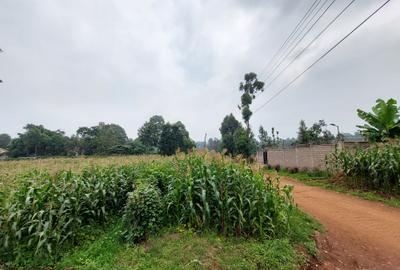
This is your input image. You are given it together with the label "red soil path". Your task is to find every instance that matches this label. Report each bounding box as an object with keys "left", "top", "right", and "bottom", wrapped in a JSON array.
[{"left": 281, "top": 177, "right": 400, "bottom": 270}]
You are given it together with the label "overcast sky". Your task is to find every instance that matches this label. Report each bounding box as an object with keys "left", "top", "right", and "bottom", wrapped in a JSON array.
[{"left": 1, "top": 0, "right": 399, "bottom": 141}]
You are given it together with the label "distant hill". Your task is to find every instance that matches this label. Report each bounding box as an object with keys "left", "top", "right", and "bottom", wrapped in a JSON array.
[{"left": 342, "top": 132, "right": 366, "bottom": 142}]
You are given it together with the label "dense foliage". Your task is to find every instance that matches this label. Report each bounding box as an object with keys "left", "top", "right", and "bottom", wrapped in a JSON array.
[
  {"left": 137, "top": 115, "right": 165, "bottom": 150},
  {"left": 159, "top": 121, "right": 195, "bottom": 156},
  {"left": 0, "top": 153, "right": 294, "bottom": 267},
  {"left": 0, "top": 133, "right": 11, "bottom": 149},
  {"left": 220, "top": 114, "right": 241, "bottom": 155},
  {"left": 238, "top": 72, "right": 264, "bottom": 131},
  {"left": 121, "top": 183, "right": 163, "bottom": 242},
  {"left": 6, "top": 116, "right": 195, "bottom": 158},
  {"left": 164, "top": 155, "right": 293, "bottom": 237},
  {"left": 297, "top": 120, "right": 335, "bottom": 145},
  {"left": 220, "top": 114, "right": 257, "bottom": 158},
  {"left": 219, "top": 72, "right": 264, "bottom": 159},
  {"left": 108, "top": 138, "right": 150, "bottom": 155},
  {"left": 8, "top": 124, "right": 72, "bottom": 157},
  {"left": 258, "top": 126, "right": 282, "bottom": 149},
  {"left": 357, "top": 98, "right": 400, "bottom": 142},
  {"left": 76, "top": 122, "right": 128, "bottom": 155},
  {"left": 233, "top": 127, "right": 257, "bottom": 158},
  {"left": 0, "top": 165, "right": 137, "bottom": 266},
  {"left": 327, "top": 142, "right": 400, "bottom": 194}
]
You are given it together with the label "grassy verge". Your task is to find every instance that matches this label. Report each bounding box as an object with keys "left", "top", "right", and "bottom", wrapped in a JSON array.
[
  {"left": 266, "top": 169, "right": 400, "bottom": 208},
  {"left": 57, "top": 209, "right": 321, "bottom": 270}
]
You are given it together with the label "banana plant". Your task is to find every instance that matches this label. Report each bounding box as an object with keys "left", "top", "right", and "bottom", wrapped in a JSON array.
[{"left": 357, "top": 98, "right": 400, "bottom": 142}]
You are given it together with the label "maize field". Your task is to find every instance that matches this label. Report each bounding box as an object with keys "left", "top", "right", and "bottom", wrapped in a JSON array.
[
  {"left": 0, "top": 153, "right": 294, "bottom": 268},
  {"left": 327, "top": 141, "right": 400, "bottom": 194}
]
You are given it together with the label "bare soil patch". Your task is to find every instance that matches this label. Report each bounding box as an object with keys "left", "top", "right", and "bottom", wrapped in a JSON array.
[{"left": 282, "top": 177, "right": 400, "bottom": 270}]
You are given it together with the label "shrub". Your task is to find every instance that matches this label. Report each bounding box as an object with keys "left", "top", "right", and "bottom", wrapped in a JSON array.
[{"left": 121, "top": 183, "right": 163, "bottom": 243}]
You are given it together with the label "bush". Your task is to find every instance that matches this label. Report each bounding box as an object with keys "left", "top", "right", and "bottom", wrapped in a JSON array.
[
  {"left": 121, "top": 183, "right": 163, "bottom": 243},
  {"left": 327, "top": 142, "right": 400, "bottom": 194}
]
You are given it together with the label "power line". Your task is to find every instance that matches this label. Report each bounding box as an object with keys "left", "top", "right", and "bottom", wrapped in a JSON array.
[
  {"left": 254, "top": 0, "right": 392, "bottom": 114},
  {"left": 265, "top": 0, "right": 356, "bottom": 89},
  {"left": 263, "top": 0, "right": 330, "bottom": 79},
  {"left": 259, "top": 0, "right": 321, "bottom": 75},
  {"left": 262, "top": 0, "right": 335, "bottom": 82},
  {"left": 258, "top": 0, "right": 321, "bottom": 76}
]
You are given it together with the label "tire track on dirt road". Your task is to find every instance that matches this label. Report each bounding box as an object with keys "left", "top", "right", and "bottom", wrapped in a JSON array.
[{"left": 281, "top": 177, "right": 400, "bottom": 270}]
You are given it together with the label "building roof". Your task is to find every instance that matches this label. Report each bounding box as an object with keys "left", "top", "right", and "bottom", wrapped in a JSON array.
[{"left": 0, "top": 148, "right": 8, "bottom": 155}]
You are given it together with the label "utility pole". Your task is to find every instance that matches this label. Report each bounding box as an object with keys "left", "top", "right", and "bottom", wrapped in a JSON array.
[
  {"left": 204, "top": 133, "right": 207, "bottom": 150},
  {"left": 330, "top": 123, "right": 342, "bottom": 142}
]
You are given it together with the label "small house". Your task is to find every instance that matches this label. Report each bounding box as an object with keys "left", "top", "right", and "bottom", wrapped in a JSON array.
[{"left": 0, "top": 148, "right": 9, "bottom": 160}]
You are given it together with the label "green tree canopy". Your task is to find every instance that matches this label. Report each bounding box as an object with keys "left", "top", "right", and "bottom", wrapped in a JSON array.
[
  {"left": 357, "top": 98, "right": 400, "bottom": 142},
  {"left": 297, "top": 120, "right": 311, "bottom": 145},
  {"left": 258, "top": 126, "right": 269, "bottom": 149},
  {"left": 233, "top": 127, "right": 257, "bottom": 158},
  {"left": 138, "top": 115, "right": 165, "bottom": 150},
  {"left": 239, "top": 72, "right": 264, "bottom": 132},
  {"left": 8, "top": 124, "right": 70, "bottom": 157},
  {"left": 0, "top": 133, "right": 11, "bottom": 149},
  {"left": 220, "top": 114, "right": 241, "bottom": 155},
  {"left": 76, "top": 122, "right": 128, "bottom": 155},
  {"left": 296, "top": 120, "right": 334, "bottom": 145},
  {"left": 159, "top": 122, "right": 195, "bottom": 156},
  {"left": 258, "top": 126, "right": 282, "bottom": 150},
  {"left": 108, "top": 138, "right": 149, "bottom": 155},
  {"left": 129, "top": 139, "right": 149, "bottom": 155},
  {"left": 258, "top": 126, "right": 280, "bottom": 149}
]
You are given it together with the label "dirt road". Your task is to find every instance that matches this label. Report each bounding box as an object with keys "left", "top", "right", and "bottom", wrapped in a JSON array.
[{"left": 281, "top": 178, "right": 400, "bottom": 270}]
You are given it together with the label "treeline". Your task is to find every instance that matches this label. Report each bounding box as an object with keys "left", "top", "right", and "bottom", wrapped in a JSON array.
[
  {"left": 200, "top": 116, "right": 339, "bottom": 158},
  {"left": 1, "top": 115, "right": 195, "bottom": 158},
  {"left": 1, "top": 116, "right": 344, "bottom": 159}
]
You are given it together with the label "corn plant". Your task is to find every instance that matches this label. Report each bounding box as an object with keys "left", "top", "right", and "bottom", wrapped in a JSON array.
[
  {"left": 0, "top": 153, "right": 294, "bottom": 267},
  {"left": 163, "top": 154, "right": 293, "bottom": 238},
  {"left": 0, "top": 165, "right": 138, "bottom": 266},
  {"left": 327, "top": 141, "right": 400, "bottom": 194}
]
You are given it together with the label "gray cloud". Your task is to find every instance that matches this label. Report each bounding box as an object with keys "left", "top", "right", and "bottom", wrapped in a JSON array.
[{"left": 1, "top": 0, "right": 399, "bottom": 141}]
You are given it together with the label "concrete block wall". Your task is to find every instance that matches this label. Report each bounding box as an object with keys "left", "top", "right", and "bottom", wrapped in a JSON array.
[{"left": 259, "top": 144, "right": 336, "bottom": 170}]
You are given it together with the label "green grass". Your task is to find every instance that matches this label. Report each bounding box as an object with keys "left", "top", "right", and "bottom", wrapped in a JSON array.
[
  {"left": 266, "top": 168, "right": 400, "bottom": 208},
  {"left": 56, "top": 209, "right": 321, "bottom": 270}
]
